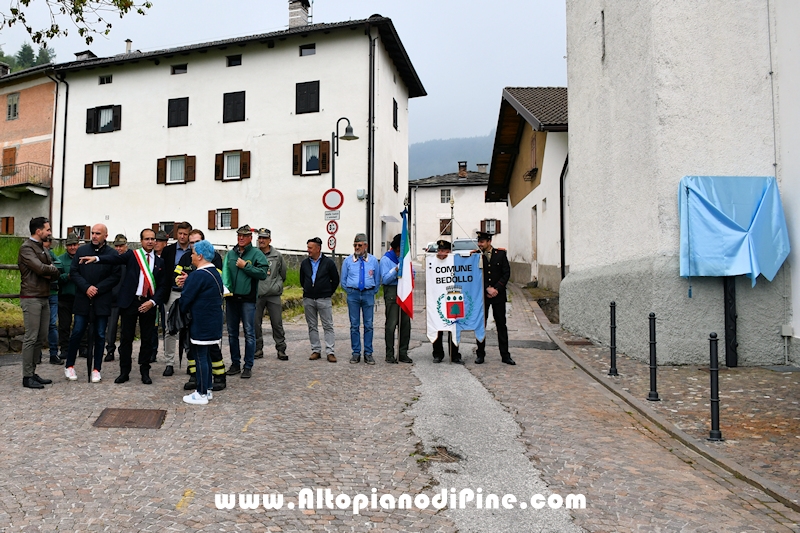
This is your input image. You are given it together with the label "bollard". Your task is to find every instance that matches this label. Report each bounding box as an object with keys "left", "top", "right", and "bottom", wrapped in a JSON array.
[
  {"left": 647, "top": 312, "right": 660, "bottom": 401},
  {"left": 708, "top": 333, "right": 724, "bottom": 441},
  {"left": 608, "top": 301, "right": 619, "bottom": 376}
]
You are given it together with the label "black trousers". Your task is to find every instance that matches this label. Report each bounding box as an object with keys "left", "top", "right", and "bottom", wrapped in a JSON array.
[
  {"left": 432, "top": 331, "right": 460, "bottom": 359},
  {"left": 476, "top": 294, "right": 509, "bottom": 358},
  {"left": 57, "top": 294, "right": 87, "bottom": 354},
  {"left": 118, "top": 298, "right": 157, "bottom": 376}
]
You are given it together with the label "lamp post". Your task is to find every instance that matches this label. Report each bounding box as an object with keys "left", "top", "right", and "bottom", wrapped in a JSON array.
[
  {"left": 331, "top": 117, "right": 359, "bottom": 189},
  {"left": 449, "top": 196, "right": 455, "bottom": 243}
]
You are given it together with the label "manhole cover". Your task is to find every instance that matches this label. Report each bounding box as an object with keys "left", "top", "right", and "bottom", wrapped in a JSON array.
[{"left": 94, "top": 408, "right": 167, "bottom": 429}]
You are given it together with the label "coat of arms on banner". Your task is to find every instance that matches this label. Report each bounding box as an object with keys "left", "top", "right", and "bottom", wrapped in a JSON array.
[{"left": 426, "top": 252, "right": 485, "bottom": 344}]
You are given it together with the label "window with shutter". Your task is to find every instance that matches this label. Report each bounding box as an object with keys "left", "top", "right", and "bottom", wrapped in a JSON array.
[
  {"left": 224, "top": 151, "right": 241, "bottom": 180},
  {"left": 302, "top": 141, "right": 320, "bottom": 174},
  {"left": 441, "top": 189, "right": 451, "bottom": 204},
  {"left": 86, "top": 105, "right": 121, "bottom": 133},
  {"left": 168, "top": 97, "right": 189, "bottom": 128},
  {"left": 94, "top": 162, "right": 111, "bottom": 188},
  {"left": 6, "top": 93, "right": 19, "bottom": 120},
  {"left": 296, "top": 81, "right": 320, "bottom": 114},
  {"left": 226, "top": 55, "right": 242, "bottom": 67},
  {"left": 223, "top": 91, "right": 245, "bottom": 123},
  {"left": 393, "top": 99, "right": 398, "bottom": 130},
  {"left": 167, "top": 156, "right": 186, "bottom": 183},
  {"left": 394, "top": 163, "right": 399, "bottom": 193},
  {"left": 216, "top": 208, "right": 233, "bottom": 230},
  {"left": 0, "top": 217, "right": 14, "bottom": 235}
]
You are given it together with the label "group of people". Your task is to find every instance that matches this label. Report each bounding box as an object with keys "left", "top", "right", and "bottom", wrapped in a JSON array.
[{"left": 17, "top": 216, "right": 514, "bottom": 403}]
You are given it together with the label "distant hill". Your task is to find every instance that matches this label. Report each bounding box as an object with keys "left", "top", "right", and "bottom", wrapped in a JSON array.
[{"left": 409, "top": 130, "right": 494, "bottom": 180}]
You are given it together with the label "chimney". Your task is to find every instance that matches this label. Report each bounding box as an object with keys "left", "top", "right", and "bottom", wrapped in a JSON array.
[
  {"left": 0, "top": 62, "right": 10, "bottom": 77},
  {"left": 289, "top": 0, "right": 310, "bottom": 28},
  {"left": 125, "top": 39, "right": 132, "bottom": 54},
  {"left": 477, "top": 163, "right": 488, "bottom": 174},
  {"left": 458, "top": 161, "right": 468, "bottom": 178}
]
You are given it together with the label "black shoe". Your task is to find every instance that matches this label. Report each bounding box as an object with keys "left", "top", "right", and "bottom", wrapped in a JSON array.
[
  {"left": 23, "top": 377, "right": 44, "bottom": 389},
  {"left": 398, "top": 356, "right": 413, "bottom": 364},
  {"left": 49, "top": 356, "right": 63, "bottom": 365},
  {"left": 433, "top": 357, "right": 443, "bottom": 363},
  {"left": 502, "top": 357, "right": 516, "bottom": 366},
  {"left": 475, "top": 355, "right": 485, "bottom": 364},
  {"left": 212, "top": 374, "right": 226, "bottom": 391},
  {"left": 163, "top": 365, "right": 174, "bottom": 377},
  {"left": 32, "top": 374, "right": 53, "bottom": 384},
  {"left": 150, "top": 354, "right": 157, "bottom": 363},
  {"left": 114, "top": 374, "right": 129, "bottom": 384},
  {"left": 226, "top": 365, "right": 241, "bottom": 376},
  {"left": 79, "top": 351, "right": 87, "bottom": 359},
  {"left": 451, "top": 358, "right": 465, "bottom": 365},
  {"left": 349, "top": 355, "right": 360, "bottom": 364},
  {"left": 104, "top": 352, "right": 114, "bottom": 362},
  {"left": 277, "top": 351, "right": 288, "bottom": 361},
  {"left": 241, "top": 368, "right": 252, "bottom": 379},
  {"left": 385, "top": 356, "right": 397, "bottom": 364},
  {"left": 184, "top": 374, "right": 196, "bottom": 390},
  {"left": 254, "top": 350, "right": 264, "bottom": 359},
  {"left": 141, "top": 374, "right": 152, "bottom": 384}
]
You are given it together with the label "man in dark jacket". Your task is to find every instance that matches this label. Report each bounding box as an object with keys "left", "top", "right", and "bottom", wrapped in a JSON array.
[
  {"left": 160, "top": 221, "right": 193, "bottom": 376},
  {"left": 82, "top": 228, "right": 170, "bottom": 384},
  {"left": 104, "top": 234, "right": 128, "bottom": 362},
  {"left": 18, "top": 216, "right": 60, "bottom": 389},
  {"left": 63, "top": 224, "right": 121, "bottom": 382},
  {"left": 475, "top": 231, "right": 515, "bottom": 365},
  {"left": 300, "top": 237, "right": 340, "bottom": 363}
]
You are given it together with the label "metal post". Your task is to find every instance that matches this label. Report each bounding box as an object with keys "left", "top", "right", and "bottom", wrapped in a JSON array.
[
  {"left": 608, "top": 301, "right": 618, "bottom": 376},
  {"left": 708, "top": 332, "right": 724, "bottom": 441},
  {"left": 647, "top": 312, "right": 660, "bottom": 401},
  {"left": 723, "top": 276, "right": 738, "bottom": 367}
]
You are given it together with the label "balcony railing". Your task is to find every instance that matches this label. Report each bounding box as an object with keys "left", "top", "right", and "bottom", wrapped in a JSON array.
[{"left": 0, "top": 162, "right": 52, "bottom": 189}]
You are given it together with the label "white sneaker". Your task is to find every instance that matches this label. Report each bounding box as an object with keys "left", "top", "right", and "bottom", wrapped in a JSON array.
[
  {"left": 65, "top": 367, "right": 77, "bottom": 381},
  {"left": 206, "top": 390, "right": 213, "bottom": 401},
  {"left": 183, "top": 391, "right": 208, "bottom": 405},
  {"left": 91, "top": 370, "right": 101, "bottom": 383}
]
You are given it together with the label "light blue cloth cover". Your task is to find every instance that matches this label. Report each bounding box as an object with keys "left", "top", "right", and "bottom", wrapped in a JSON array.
[
  {"left": 679, "top": 176, "right": 790, "bottom": 286},
  {"left": 454, "top": 253, "right": 486, "bottom": 344}
]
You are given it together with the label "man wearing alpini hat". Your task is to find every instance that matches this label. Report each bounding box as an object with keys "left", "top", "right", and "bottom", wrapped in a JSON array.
[{"left": 223, "top": 225, "right": 268, "bottom": 379}]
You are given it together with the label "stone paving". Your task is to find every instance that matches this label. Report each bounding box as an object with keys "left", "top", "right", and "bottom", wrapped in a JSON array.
[
  {"left": 0, "top": 268, "right": 798, "bottom": 531},
  {"left": 547, "top": 298, "right": 800, "bottom": 509}
]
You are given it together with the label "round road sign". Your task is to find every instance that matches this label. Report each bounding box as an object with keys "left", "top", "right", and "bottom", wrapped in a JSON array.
[
  {"left": 327, "top": 236, "right": 337, "bottom": 250},
  {"left": 326, "top": 220, "right": 338, "bottom": 235},
  {"left": 322, "top": 188, "right": 344, "bottom": 210}
]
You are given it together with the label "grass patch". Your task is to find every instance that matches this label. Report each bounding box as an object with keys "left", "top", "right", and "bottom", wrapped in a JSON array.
[{"left": 0, "top": 301, "right": 23, "bottom": 328}]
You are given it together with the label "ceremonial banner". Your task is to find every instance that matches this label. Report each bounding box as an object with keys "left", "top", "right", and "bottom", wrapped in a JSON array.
[
  {"left": 425, "top": 252, "right": 485, "bottom": 345},
  {"left": 397, "top": 208, "right": 414, "bottom": 318}
]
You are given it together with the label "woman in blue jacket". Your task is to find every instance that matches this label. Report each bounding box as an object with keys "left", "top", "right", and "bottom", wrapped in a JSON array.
[{"left": 178, "top": 240, "right": 224, "bottom": 405}]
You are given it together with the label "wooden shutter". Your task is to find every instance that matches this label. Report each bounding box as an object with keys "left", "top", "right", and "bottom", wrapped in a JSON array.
[
  {"left": 230, "top": 209, "right": 239, "bottom": 229},
  {"left": 112, "top": 105, "right": 122, "bottom": 131},
  {"left": 109, "top": 161, "right": 120, "bottom": 186},
  {"left": 440, "top": 219, "right": 451, "bottom": 236},
  {"left": 152, "top": 223, "right": 159, "bottom": 232},
  {"left": 309, "top": 81, "right": 319, "bottom": 112},
  {"left": 292, "top": 143, "right": 302, "bottom": 175},
  {"left": 185, "top": 155, "right": 196, "bottom": 182},
  {"left": 319, "top": 141, "right": 330, "bottom": 173},
  {"left": 495, "top": 220, "right": 501, "bottom": 234},
  {"left": 223, "top": 92, "right": 245, "bottom": 123},
  {"left": 296, "top": 83, "right": 307, "bottom": 114},
  {"left": 240, "top": 151, "right": 250, "bottom": 179},
  {"left": 67, "top": 226, "right": 74, "bottom": 236},
  {"left": 7, "top": 217, "right": 13, "bottom": 235},
  {"left": 85, "top": 108, "right": 96, "bottom": 133},
  {"left": 84, "top": 226, "right": 91, "bottom": 238},
  {"left": 215, "top": 153, "right": 224, "bottom": 180},
  {"left": 480, "top": 220, "right": 486, "bottom": 232},
  {"left": 157, "top": 158, "right": 166, "bottom": 184},
  {"left": 208, "top": 210, "right": 216, "bottom": 230},
  {"left": 84, "top": 164, "right": 93, "bottom": 188},
  {"left": 2, "top": 147, "right": 16, "bottom": 168}
]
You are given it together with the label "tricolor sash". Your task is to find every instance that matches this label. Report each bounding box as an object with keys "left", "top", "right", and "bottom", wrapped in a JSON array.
[{"left": 134, "top": 249, "right": 156, "bottom": 297}]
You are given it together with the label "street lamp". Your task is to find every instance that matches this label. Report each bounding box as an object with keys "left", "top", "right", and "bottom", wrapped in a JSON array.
[{"left": 331, "top": 117, "right": 359, "bottom": 188}]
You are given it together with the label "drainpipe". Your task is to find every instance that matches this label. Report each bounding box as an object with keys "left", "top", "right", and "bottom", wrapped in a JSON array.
[
  {"left": 366, "top": 26, "right": 377, "bottom": 250},
  {"left": 46, "top": 72, "right": 60, "bottom": 227},
  {"left": 56, "top": 73, "right": 69, "bottom": 239},
  {"left": 559, "top": 154, "right": 569, "bottom": 281}
]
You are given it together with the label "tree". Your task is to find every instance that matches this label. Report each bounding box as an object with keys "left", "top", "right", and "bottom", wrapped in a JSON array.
[
  {"left": 15, "top": 43, "right": 35, "bottom": 69},
  {"left": 1, "top": 0, "right": 152, "bottom": 45},
  {"left": 34, "top": 44, "right": 56, "bottom": 65},
  {"left": 0, "top": 47, "right": 18, "bottom": 71}
]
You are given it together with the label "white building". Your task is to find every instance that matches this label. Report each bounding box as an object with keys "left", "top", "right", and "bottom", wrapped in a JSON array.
[
  {"left": 409, "top": 162, "right": 508, "bottom": 259},
  {"left": 562, "top": 0, "right": 799, "bottom": 366},
  {"left": 50, "top": 1, "right": 425, "bottom": 254},
  {"left": 485, "top": 87, "right": 568, "bottom": 291}
]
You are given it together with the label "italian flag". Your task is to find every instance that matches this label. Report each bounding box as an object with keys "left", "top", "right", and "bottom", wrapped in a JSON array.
[{"left": 397, "top": 208, "right": 414, "bottom": 319}]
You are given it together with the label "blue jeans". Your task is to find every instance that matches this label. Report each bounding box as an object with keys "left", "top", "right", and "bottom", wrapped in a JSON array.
[
  {"left": 66, "top": 313, "right": 108, "bottom": 372},
  {"left": 47, "top": 294, "right": 58, "bottom": 357},
  {"left": 192, "top": 343, "right": 213, "bottom": 395},
  {"left": 226, "top": 299, "right": 256, "bottom": 369},
  {"left": 346, "top": 290, "right": 375, "bottom": 356}
]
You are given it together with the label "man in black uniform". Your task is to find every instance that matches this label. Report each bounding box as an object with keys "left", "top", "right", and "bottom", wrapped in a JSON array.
[
  {"left": 475, "top": 231, "right": 514, "bottom": 365},
  {"left": 431, "top": 240, "right": 464, "bottom": 364}
]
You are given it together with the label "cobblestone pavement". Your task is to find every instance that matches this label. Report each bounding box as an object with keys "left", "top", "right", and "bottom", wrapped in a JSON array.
[
  {"left": 1, "top": 269, "right": 798, "bottom": 531},
  {"left": 546, "top": 296, "right": 800, "bottom": 509}
]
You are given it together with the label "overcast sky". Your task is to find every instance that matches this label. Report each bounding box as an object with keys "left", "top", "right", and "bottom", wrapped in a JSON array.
[{"left": 0, "top": 0, "right": 567, "bottom": 144}]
